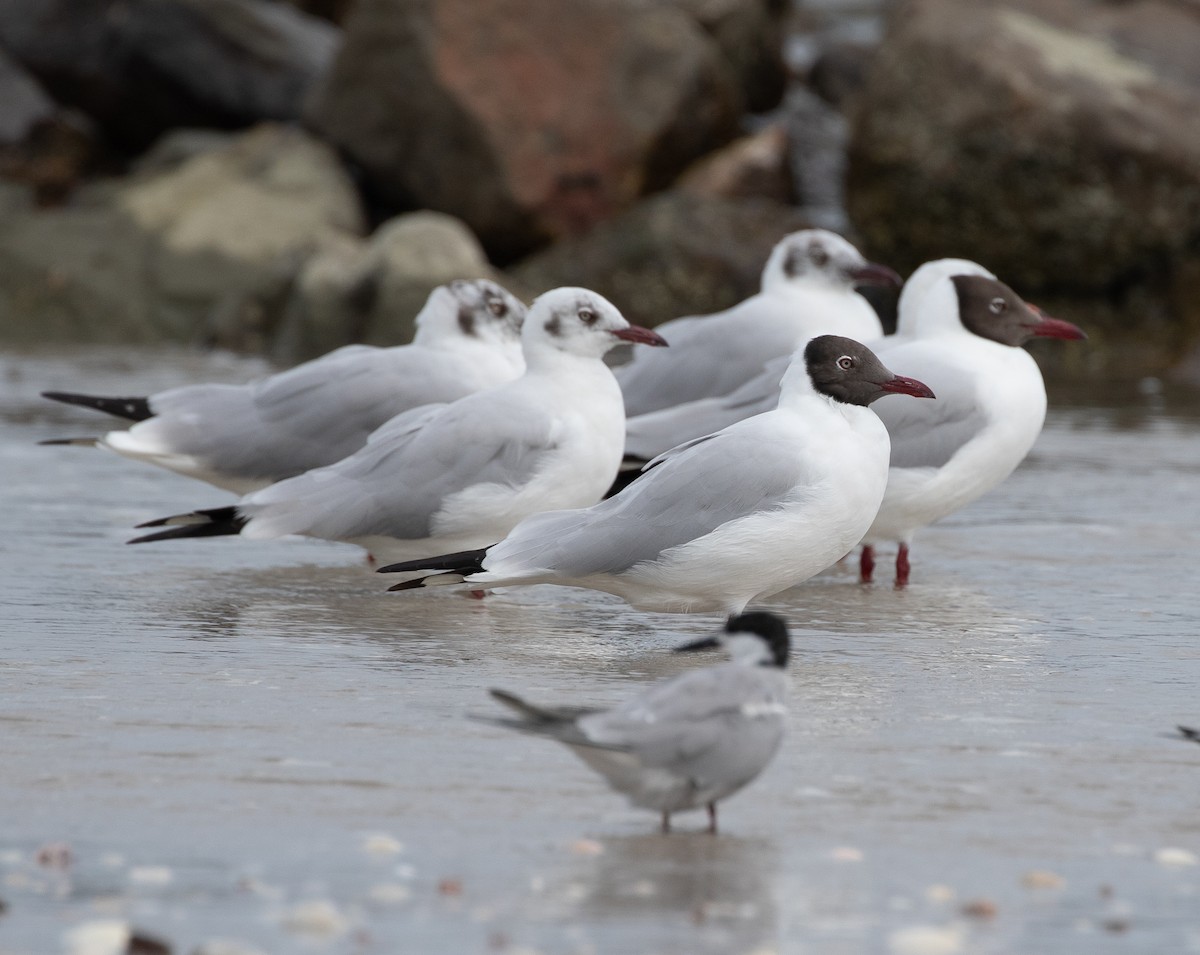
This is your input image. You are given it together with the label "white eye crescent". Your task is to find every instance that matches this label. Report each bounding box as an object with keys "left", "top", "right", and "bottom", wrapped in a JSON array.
[
  {"left": 837, "top": 356, "right": 854, "bottom": 370},
  {"left": 989, "top": 297, "right": 1007, "bottom": 315},
  {"left": 487, "top": 297, "right": 507, "bottom": 317},
  {"left": 578, "top": 307, "right": 599, "bottom": 326}
]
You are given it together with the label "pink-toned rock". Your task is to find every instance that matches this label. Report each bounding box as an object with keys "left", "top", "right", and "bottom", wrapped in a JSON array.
[{"left": 306, "top": 0, "right": 742, "bottom": 259}]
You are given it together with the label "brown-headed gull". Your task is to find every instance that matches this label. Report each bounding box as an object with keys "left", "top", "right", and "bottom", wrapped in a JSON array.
[
  {"left": 128, "top": 289, "right": 667, "bottom": 561},
  {"left": 379, "top": 335, "right": 934, "bottom": 614},
  {"left": 41, "top": 279, "right": 527, "bottom": 494},
  {"left": 859, "top": 259, "right": 1087, "bottom": 586},
  {"left": 483, "top": 611, "right": 791, "bottom": 834},
  {"left": 614, "top": 229, "right": 899, "bottom": 416}
]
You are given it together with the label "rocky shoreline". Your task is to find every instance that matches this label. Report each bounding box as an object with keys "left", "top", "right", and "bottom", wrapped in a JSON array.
[{"left": 1, "top": 0, "right": 1198, "bottom": 385}]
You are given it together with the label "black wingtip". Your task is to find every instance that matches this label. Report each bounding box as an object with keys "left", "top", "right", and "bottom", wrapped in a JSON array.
[
  {"left": 386, "top": 578, "right": 429, "bottom": 592},
  {"left": 42, "top": 391, "right": 154, "bottom": 422},
  {"left": 1178, "top": 725, "right": 1200, "bottom": 743},
  {"left": 376, "top": 547, "right": 490, "bottom": 576},
  {"left": 128, "top": 507, "right": 245, "bottom": 543}
]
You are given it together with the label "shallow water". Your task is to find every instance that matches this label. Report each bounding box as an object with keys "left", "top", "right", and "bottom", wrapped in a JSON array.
[{"left": 3, "top": 348, "right": 1199, "bottom": 955}]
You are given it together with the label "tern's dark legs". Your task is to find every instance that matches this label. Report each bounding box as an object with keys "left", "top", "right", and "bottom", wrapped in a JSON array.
[
  {"left": 661, "top": 811, "right": 671, "bottom": 834},
  {"left": 895, "top": 543, "right": 911, "bottom": 588},
  {"left": 706, "top": 803, "right": 718, "bottom": 835},
  {"left": 859, "top": 545, "right": 875, "bottom": 583}
]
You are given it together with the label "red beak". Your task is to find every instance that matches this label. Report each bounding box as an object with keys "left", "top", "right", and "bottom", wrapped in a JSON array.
[
  {"left": 880, "top": 375, "right": 936, "bottom": 399},
  {"left": 612, "top": 325, "right": 669, "bottom": 347},
  {"left": 849, "top": 262, "right": 903, "bottom": 289},
  {"left": 1027, "top": 305, "right": 1087, "bottom": 341}
]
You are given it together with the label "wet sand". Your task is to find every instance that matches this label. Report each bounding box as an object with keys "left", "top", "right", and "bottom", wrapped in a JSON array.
[{"left": 3, "top": 348, "right": 1199, "bottom": 954}]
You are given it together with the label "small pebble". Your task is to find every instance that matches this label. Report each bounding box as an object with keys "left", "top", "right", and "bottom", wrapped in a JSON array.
[
  {"left": 437, "top": 878, "right": 464, "bottom": 897},
  {"left": 64, "top": 919, "right": 130, "bottom": 955},
  {"left": 129, "top": 866, "right": 173, "bottom": 887},
  {"left": 280, "top": 900, "right": 348, "bottom": 937},
  {"left": 367, "top": 883, "right": 412, "bottom": 906},
  {"left": 36, "top": 842, "right": 72, "bottom": 869},
  {"left": 569, "top": 839, "right": 605, "bottom": 856},
  {"left": 925, "top": 885, "right": 955, "bottom": 904},
  {"left": 887, "top": 925, "right": 964, "bottom": 955},
  {"left": 1153, "top": 847, "right": 1198, "bottom": 867},
  {"left": 193, "top": 940, "right": 269, "bottom": 955},
  {"left": 830, "top": 847, "right": 863, "bottom": 862},
  {"left": 1021, "top": 870, "right": 1065, "bottom": 890},
  {"left": 960, "top": 899, "right": 997, "bottom": 920},
  {"left": 361, "top": 833, "right": 404, "bottom": 857},
  {"left": 128, "top": 930, "right": 172, "bottom": 955},
  {"left": 1102, "top": 918, "right": 1130, "bottom": 934}
]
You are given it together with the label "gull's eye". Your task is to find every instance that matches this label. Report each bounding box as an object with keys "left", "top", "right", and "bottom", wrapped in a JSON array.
[
  {"left": 837, "top": 355, "right": 854, "bottom": 370},
  {"left": 809, "top": 246, "right": 830, "bottom": 268},
  {"left": 578, "top": 307, "right": 599, "bottom": 326},
  {"left": 989, "top": 297, "right": 1008, "bottom": 315},
  {"left": 486, "top": 297, "right": 507, "bottom": 317}
]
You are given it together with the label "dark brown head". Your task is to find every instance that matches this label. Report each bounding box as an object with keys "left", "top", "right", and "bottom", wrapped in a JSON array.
[
  {"left": 804, "top": 335, "right": 936, "bottom": 406},
  {"left": 950, "top": 275, "right": 1086, "bottom": 346}
]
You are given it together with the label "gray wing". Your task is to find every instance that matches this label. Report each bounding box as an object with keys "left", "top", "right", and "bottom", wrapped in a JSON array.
[
  {"left": 624, "top": 357, "right": 786, "bottom": 461},
  {"left": 240, "top": 391, "right": 560, "bottom": 541},
  {"left": 871, "top": 357, "right": 990, "bottom": 470},
  {"left": 486, "top": 418, "right": 806, "bottom": 577},
  {"left": 579, "top": 665, "right": 778, "bottom": 765},
  {"left": 146, "top": 345, "right": 485, "bottom": 481}
]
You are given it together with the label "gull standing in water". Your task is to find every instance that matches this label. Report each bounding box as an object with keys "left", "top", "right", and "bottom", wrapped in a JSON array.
[
  {"left": 41, "top": 279, "right": 528, "bottom": 493},
  {"left": 858, "top": 259, "right": 1087, "bottom": 586},
  {"left": 614, "top": 229, "right": 898, "bottom": 416},
  {"left": 380, "top": 335, "right": 934, "bottom": 612},
  {"left": 128, "top": 289, "right": 666, "bottom": 562}
]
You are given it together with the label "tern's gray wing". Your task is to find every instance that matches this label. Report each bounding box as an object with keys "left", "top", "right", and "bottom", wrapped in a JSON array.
[
  {"left": 578, "top": 664, "right": 781, "bottom": 766},
  {"left": 871, "top": 361, "right": 988, "bottom": 470},
  {"left": 240, "top": 391, "right": 560, "bottom": 541},
  {"left": 487, "top": 419, "right": 806, "bottom": 578}
]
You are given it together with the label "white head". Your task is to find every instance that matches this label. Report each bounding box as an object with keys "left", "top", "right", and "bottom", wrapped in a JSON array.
[
  {"left": 522, "top": 287, "right": 668, "bottom": 364},
  {"left": 674, "top": 611, "right": 791, "bottom": 669},
  {"left": 761, "top": 230, "right": 901, "bottom": 295},
  {"left": 413, "top": 279, "right": 527, "bottom": 346},
  {"left": 894, "top": 259, "right": 995, "bottom": 337}
]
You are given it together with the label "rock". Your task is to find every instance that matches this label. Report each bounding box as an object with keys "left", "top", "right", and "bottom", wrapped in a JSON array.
[
  {"left": 307, "top": 0, "right": 742, "bottom": 260},
  {"left": 847, "top": 0, "right": 1200, "bottom": 377},
  {"left": 268, "top": 211, "right": 507, "bottom": 363},
  {"left": 0, "top": 47, "right": 55, "bottom": 144},
  {"left": 672, "top": 0, "right": 788, "bottom": 113},
  {"left": 0, "top": 124, "right": 365, "bottom": 347},
  {"left": 508, "top": 191, "right": 812, "bottom": 327},
  {"left": 677, "top": 123, "right": 794, "bottom": 204},
  {"left": 807, "top": 40, "right": 875, "bottom": 110},
  {"left": 0, "top": 0, "right": 339, "bottom": 152}
]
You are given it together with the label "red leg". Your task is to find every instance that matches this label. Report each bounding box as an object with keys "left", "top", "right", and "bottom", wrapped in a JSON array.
[
  {"left": 859, "top": 545, "right": 875, "bottom": 583},
  {"left": 895, "top": 543, "right": 911, "bottom": 588},
  {"left": 706, "top": 803, "right": 718, "bottom": 835},
  {"left": 468, "top": 590, "right": 488, "bottom": 600}
]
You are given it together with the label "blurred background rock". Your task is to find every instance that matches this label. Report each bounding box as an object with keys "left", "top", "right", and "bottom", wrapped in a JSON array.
[{"left": 1, "top": 0, "right": 1197, "bottom": 385}]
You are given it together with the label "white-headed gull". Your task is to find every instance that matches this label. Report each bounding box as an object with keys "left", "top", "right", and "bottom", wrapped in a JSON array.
[
  {"left": 41, "top": 279, "right": 528, "bottom": 494},
  {"left": 128, "top": 289, "right": 667, "bottom": 561},
  {"left": 483, "top": 611, "right": 791, "bottom": 834},
  {"left": 859, "top": 259, "right": 1087, "bottom": 586},
  {"left": 379, "top": 335, "right": 934, "bottom": 613},
  {"left": 613, "top": 229, "right": 898, "bottom": 416}
]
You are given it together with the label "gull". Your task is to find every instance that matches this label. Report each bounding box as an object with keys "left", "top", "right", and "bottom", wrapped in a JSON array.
[
  {"left": 127, "top": 289, "right": 667, "bottom": 562},
  {"left": 41, "top": 279, "right": 528, "bottom": 493},
  {"left": 614, "top": 229, "right": 898, "bottom": 417},
  {"left": 482, "top": 611, "right": 792, "bottom": 834},
  {"left": 379, "top": 335, "right": 934, "bottom": 613},
  {"left": 858, "top": 259, "right": 1087, "bottom": 586}
]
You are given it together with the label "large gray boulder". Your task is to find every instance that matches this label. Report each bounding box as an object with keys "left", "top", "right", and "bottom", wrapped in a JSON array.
[
  {"left": 0, "top": 0, "right": 339, "bottom": 151},
  {"left": 508, "top": 191, "right": 812, "bottom": 328},
  {"left": 306, "top": 0, "right": 743, "bottom": 260},
  {"left": 0, "top": 124, "right": 365, "bottom": 345},
  {"left": 847, "top": 0, "right": 1200, "bottom": 376}
]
